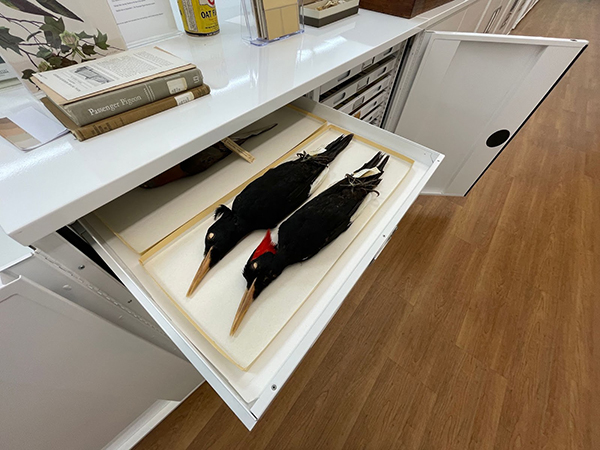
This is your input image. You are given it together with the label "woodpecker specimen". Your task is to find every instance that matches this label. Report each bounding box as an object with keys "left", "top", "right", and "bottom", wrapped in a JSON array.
[
  {"left": 141, "top": 123, "right": 277, "bottom": 188},
  {"left": 231, "top": 152, "right": 389, "bottom": 335},
  {"left": 186, "top": 133, "right": 354, "bottom": 297}
]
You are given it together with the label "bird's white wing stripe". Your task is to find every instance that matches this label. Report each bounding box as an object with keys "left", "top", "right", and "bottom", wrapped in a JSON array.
[
  {"left": 309, "top": 167, "right": 329, "bottom": 196},
  {"left": 352, "top": 167, "right": 381, "bottom": 178},
  {"left": 350, "top": 192, "right": 376, "bottom": 223}
]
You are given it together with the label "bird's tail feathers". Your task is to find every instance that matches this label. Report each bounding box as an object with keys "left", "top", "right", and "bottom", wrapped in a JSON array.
[
  {"left": 312, "top": 133, "right": 354, "bottom": 164},
  {"left": 345, "top": 152, "right": 390, "bottom": 193}
]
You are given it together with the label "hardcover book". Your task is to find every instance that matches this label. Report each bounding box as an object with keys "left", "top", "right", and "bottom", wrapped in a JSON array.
[
  {"left": 42, "top": 83, "right": 211, "bottom": 141},
  {"left": 51, "top": 68, "right": 204, "bottom": 126}
]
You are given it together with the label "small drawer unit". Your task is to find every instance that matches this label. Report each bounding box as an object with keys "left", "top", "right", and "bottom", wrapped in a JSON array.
[
  {"left": 320, "top": 56, "right": 397, "bottom": 108},
  {"left": 307, "top": 41, "right": 406, "bottom": 130},
  {"left": 335, "top": 74, "right": 392, "bottom": 114}
]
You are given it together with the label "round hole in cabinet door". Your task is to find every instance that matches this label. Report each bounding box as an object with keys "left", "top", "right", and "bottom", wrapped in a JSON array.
[{"left": 486, "top": 129, "right": 511, "bottom": 147}]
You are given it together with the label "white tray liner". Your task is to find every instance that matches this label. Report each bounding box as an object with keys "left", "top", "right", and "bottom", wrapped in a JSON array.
[{"left": 143, "top": 128, "right": 412, "bottom": 373}]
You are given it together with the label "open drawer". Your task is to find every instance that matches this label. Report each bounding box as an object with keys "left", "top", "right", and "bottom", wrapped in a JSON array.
[{"left": 78, "top": 97, "right": 443, "bottom": 430}]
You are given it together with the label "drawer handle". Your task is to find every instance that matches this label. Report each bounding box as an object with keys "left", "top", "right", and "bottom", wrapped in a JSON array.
[
  {"left": 334, "top": 92, "right": 346, "bottom": 103},
  {"left": 484, "top": 7, "right": 501, "bottom": 33},
  {"left": 486, "top": 129, "right": 510, "bottom": 147},
  {"left": 353, "top": 96, "right": 365, "bottom": 109},
  {"left": 337, "top": 70, "right": 351, "bottom": 82}
]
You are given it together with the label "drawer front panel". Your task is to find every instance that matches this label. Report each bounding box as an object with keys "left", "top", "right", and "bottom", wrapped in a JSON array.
[
  {"left": 336, "top": 75, "right": 392, "bottom": 114},
  {"left": 320, "top": 57, "right": 397, "bottom": 107}
]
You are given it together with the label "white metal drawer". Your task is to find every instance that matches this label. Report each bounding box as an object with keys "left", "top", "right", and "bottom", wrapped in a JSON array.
[
  {"left": 373, "top": 42, "right": 403, "bottom": 64},
  {"left": 79, "top": 97, "right": 443, "bottom": 431},
  {"left": 320, "top": 57, "right": 397, "bottom": 108},
  {"left": 362, "top": 104, "right": 384, "bottom": 123},
  {"left": 350, "top": 92, "right": 386, "bottom": 119},
  {"left": 318, "top": 64, "right": 363, "bottom": 95},
  {"left": 318, "top": 43, "right": 402, "bottom": 95},
  {"left": 335, "top": 75, "right": 392, "bottom": 114}
]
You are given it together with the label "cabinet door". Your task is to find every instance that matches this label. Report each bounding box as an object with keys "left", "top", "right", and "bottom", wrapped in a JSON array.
[
  {"left": 388, "top": 31, "right": 587, "bottom": 196},
  {"left": 0, "top": 275, "right": 201, "bottom": 450}
]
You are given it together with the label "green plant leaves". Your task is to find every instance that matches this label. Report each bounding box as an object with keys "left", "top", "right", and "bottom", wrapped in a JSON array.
[
  {"left": 0, "top": 26, "right": 23, "bottom": 54},
  {"left": 40, "top": 17, "right": 65, "bottom": 49},
  {"left": 81, "top": 43, "right": 96, "bottom": 56},
  {"left": 22, "top": 69, "right": 35, "bottom": 80},
  {"left": 76, "top": 31, "right": 92, "bottom": 39},
  {"left": 36, "top": 46, "right": 52, "bottom": 58},
  {"left": 93, "top": 30, "right": 108, "bottom": 50},
  {"left": 39, "top": 16, "right": 65, "bottom": 35}
]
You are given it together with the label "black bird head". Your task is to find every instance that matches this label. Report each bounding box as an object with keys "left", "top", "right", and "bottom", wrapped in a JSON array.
[
  {"left": 231, "top": 230, "right": 283, "bottom": 335},
  {"left": 186, "top": 205, "right": 247, "bottom": 297}
]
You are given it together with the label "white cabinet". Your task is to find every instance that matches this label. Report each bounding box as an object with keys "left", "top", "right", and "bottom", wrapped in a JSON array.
[
  {"left": 385, "top": 31, "right": 587, "bottom": 196},
  {"left": 0, "top": 274, "right": 201, "bottom": 450}
]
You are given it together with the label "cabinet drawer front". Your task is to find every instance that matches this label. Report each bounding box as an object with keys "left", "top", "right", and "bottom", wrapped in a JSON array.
[
  {"left": 321, "top": 57, "right": 397, "bottom": 108},
  {"left": 336, "top": 75, "right": 392, "bottom": 114},
  {"left": 80, "top": 97, "right": 442, "bottom": 430},
  {"left": 351, "top": 92, "right": 386, "bottom": 119}
]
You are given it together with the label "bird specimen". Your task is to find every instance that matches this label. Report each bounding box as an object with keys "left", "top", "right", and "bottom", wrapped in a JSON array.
[
  {"left": 186, "top": 133, "right": 354, "bottom": 297},
  {"left": 141, "top": 124, "right": 277, "bottom": 189},
  {"left": 231, "top": 151, "right": 389, "bottom": 335},
  {"left": 0, "top": 0, "right": 82, "bottom": 21}
]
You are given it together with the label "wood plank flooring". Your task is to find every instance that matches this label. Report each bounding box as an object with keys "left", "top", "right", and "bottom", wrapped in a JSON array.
[{"left": 136, "top": 1, "right": 600, "bottom": 448}]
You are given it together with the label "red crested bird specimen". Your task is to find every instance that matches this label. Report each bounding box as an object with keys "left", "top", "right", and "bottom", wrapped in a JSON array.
[
  {"left": 141, "top": 124, "right": 277, "bottom": 188},
  {"left": 231, "top": 151, "right": 389, "bottom": 335},
  {"left": 186, "top": 133, "right": 354, "bottom": 297}
]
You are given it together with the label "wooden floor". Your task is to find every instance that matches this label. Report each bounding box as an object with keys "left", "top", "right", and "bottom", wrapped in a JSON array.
[{"left": 136, "top": 1, "right": 600, "bottom": 448}]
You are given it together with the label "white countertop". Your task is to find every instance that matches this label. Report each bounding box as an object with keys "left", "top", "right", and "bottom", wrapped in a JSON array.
[{"left": 0, "top": 1, "right": 468, "bottom": 245}]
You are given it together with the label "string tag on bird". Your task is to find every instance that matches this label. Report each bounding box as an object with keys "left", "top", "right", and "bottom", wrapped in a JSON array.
[{"left": 221, "top": 137, "right": 255, "bottom": 163}]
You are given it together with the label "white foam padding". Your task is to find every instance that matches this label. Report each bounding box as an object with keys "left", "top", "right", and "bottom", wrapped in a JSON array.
[
  {"left": 94, "top": 107, "right": 324, "bottom": 254},
  {"left": 143, "top": 129, "right": 412, "bottom": 370}
]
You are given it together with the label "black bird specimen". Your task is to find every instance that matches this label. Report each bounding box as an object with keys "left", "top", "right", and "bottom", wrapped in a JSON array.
[
  {"left": 186, "top": 133, "right": 354, "bottom": 297},
  {"left": 231, "top": 151, "right": 390, "bottom": 335},
  {"left": 141, "top": 124, "right": 277, "bottom": 188}
]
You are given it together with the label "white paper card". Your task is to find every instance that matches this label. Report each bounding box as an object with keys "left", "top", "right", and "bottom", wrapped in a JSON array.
[
  {"left": 0, "top": 107, "right": 67, "bottom": 151},
  {"left": 108, "top": 0, "right": 180, "bottom": 47}
]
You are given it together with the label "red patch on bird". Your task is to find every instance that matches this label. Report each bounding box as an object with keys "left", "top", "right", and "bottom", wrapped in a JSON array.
[{"left": 251, "top": 230, "right": 277, "bottom": 260}]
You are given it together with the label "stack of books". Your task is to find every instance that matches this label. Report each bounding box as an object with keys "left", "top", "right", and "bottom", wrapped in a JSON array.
[{"left": 33, "top": 47, "right": 210, "bottom": 141}]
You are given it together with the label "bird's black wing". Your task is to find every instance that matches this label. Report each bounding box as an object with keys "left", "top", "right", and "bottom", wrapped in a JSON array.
[
  {"left": 277, "top": 183, "right": 368, "bottom": 264},
  {"left": 232, "top": 159, "right": 322, "bottom": 228}
]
